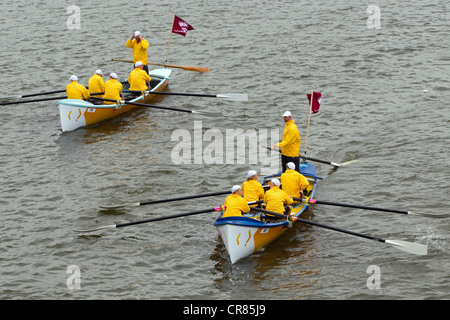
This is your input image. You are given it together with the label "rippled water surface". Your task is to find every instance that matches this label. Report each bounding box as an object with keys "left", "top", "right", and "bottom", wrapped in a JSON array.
[{"left": 0, "top": 0, "right": 448, "bottom": 300}]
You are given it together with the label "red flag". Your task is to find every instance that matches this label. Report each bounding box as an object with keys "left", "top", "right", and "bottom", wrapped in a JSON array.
[
  {"left": 172, "top": 15, "right": 194, "bottom": 36},
  {"left": 307, "top": 91, "right": 322, "bottom": 114}
]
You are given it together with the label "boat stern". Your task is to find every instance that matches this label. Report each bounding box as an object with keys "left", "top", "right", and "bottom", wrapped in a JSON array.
[
  {"left": 57, "top": 99, "right": 92, "bottom": 132},
  {"left": 214, "top": 216, "right": 290, "bottom": 263}
]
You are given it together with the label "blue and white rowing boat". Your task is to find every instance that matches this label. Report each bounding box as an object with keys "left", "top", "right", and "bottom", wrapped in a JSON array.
[
  {"left": 214, "top": 162, "right": 322, "bottom": 263},
  {"left": 57, "top": 68, "right": 172, "bottom": 132}
]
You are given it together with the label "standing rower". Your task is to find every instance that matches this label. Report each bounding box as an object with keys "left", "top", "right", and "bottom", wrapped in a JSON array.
[
  {"left": 271, "top": 111, "right": 301, "bottom": 173},
  {"left": 126, "top": 31, "right": 150, "bottom": 74}
]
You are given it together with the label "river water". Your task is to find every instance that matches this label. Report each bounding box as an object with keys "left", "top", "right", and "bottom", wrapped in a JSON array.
[{"left": 0, "top": 0, "right": 448, "bottom": 303}]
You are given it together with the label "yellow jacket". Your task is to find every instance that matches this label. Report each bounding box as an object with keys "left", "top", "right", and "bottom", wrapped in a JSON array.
[
  {"left": 276, "top": 120, "right": 301, "bottom": 157},
  {"left": 280, "top": 169, "right": 309, "bottom": 198},
  {"left": 263, "top": 186, "right": 293, "bottom": 214},
  {"left": 223, "top": 194, "right": 250, "bottom": 218},
  {"left": 242, "top": 179, "right": 265, "bottom": 205},
  {"left": 103, "top": 79, "right": 123, "bottom": 104},
  {"left": 66, "top": 81, "right": 90, "bottom": 100},
  {"left": 128, "top": 68, "right": 152, "bottom": 91},
  {"left": 126, "top": 38, "right": 150, "bottom": 65},
  {"left": 88, "top": 74, "right": 105, "bottom": 95}
]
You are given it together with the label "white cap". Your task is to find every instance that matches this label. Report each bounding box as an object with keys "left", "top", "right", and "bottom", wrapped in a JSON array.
[
  {"left": 110, "top": 73, "right": 118, "bottom": 79},
  {"left": 95, "top": 69, "right": 103, "bottom": 76},
  {"left": 69, "top": 75, "right": 78, "bottom": 81},
  {"left": 283, "top": 111, "right": 292, "bottom": 117},
  {"left": 247, "top": 170, "right": 257, "bottom": 178},
  {"left": 134, "top": 31, "right": 141, "bottom": 37},
  {"left": 231, "top": 185, "right": 241, "bottom": 193},
  {"left": 271, "top": 178, "right": 281, "bottom": 186},
  {"left": 287, "top": 162, "right": 295, "bottom": 170},
  {"left": 135, "top": 61, "right": 144, "bottom": 68}
]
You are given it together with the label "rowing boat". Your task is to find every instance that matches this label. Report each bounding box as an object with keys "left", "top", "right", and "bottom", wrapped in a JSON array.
[
  {"left": 57, "top": 68, "right": 172, "bottom": 132},
  {"left": 213, "top": 162, "right": 322, "bottom": 263}
]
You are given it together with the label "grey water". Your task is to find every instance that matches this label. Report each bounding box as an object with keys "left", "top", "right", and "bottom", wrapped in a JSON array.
[{"left": 0, "top": 0, "right": 448, "bottom": 300}]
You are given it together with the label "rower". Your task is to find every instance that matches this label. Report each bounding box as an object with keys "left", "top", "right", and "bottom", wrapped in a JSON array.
[
  {"left": 280, "top": 162, "right": 309, "bottom": 201},
  {"left": 271, "top": 111, "right": 301, "bottom": 173},
  {"left": 103, "top": 73, "right": 124, "bottom": 105},
  {"left": 222, "top": 185, "right": 251, "bottom": 218},
  {"left": 88, "top": 69, "right": 105, "bottom": 97},
  {"left": 242, "top": 170, "right": 265, "bottom": 207},
  {"left": 126, "top": 31, "right": 150, "bottom": 74},
  {"left": 66, "top": 75, "right": 90, "bottom": 100},
  {"left": 128, "top": 61, "right": 152, "bottom": 93},
  {"left": 263, "top": 178, "right": 293, "bottom": 218}
]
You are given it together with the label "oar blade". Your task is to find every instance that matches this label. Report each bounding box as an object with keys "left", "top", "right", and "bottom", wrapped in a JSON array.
[
  {"left": 217, "top": 93, "right": 248, "bottom": 102},
  {"left": 0, "top": 95, "right": 22, "bottom": 101},
  {"left": 99, "top": 202, "right": 140, "bottom": 209},
  {"left": 73, "top": 224, "right": 117, "bottom": 233},
  {"left": 385, "top": 239, "right": 428, "bottom": 256},
  {"left": 180, "top": 65, "right": 210, "bottom": 73},
  {"left": 191, "top": 110, "right": 223, "bottom": 117}
]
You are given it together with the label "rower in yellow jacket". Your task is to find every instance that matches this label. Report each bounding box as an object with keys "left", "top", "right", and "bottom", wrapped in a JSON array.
[
  {"left": 66, "top": 75, "right": 90, "bottom": 100},
  {"left": 126, "top": 31, "right": 150, "bottom": 74},
  {"left": 88, "top": 69, "right": 105, "bottom": 97},
  {"left": 128, "top": 61, "right": 152, "bottom": 91},
  {"left": 103, "top": 73, "right": 123, "bottom": 105},
  {"left": 280, "top": 162, "right": 309, "bottom": 200},
  {"left": 271, "top": 111, "right": 301, "bottom": 173},
  {"left": 242, "top": 170, "right": 265, "bottom": 206},
  {"left": 263, "top": 178, "right": 293, "bottom": 216},
  {"left": 222, "top": 185, "right": 251, "bottom": 218}
]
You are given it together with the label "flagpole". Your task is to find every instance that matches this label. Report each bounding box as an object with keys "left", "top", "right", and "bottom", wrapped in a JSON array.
[
  {"left": 304, "top": 89, "right": 314, "bottom": 154},
  {"left": 165, "top": 13, "right": 175, "bottom": 64}
]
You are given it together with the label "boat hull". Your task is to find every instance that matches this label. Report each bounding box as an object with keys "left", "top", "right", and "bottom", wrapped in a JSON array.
[
  {"left": 214, "top": 162, "right": 321, "bottom": 263},
  {"left": 215, "top": 217, "right": 291, "bottom": 264},
  {"left": 57, "top": 68, "right": 171, "bottom": 132}
]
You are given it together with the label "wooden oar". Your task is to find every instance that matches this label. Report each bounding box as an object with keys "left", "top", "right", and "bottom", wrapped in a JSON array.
[
  {"left": 100, "top": 190, "right": 231, "bottom": 209},
  {"left": 111, "top": 59, "right": 210, "bottom": 72},
  {"left": 295, "top": 198, "right": 411, "bottom": 215},
  {"left": 125, "top": 90, "right": 248, "bottom": 102},
  {"left": 74, "top": 205, "right": 225, "bottom": 233},
  {"left": 90, "top": 97, "right": 223, "bottom": 117},
  {"left": 251, "top": 207, "right": 427, "bottom": 256}
]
